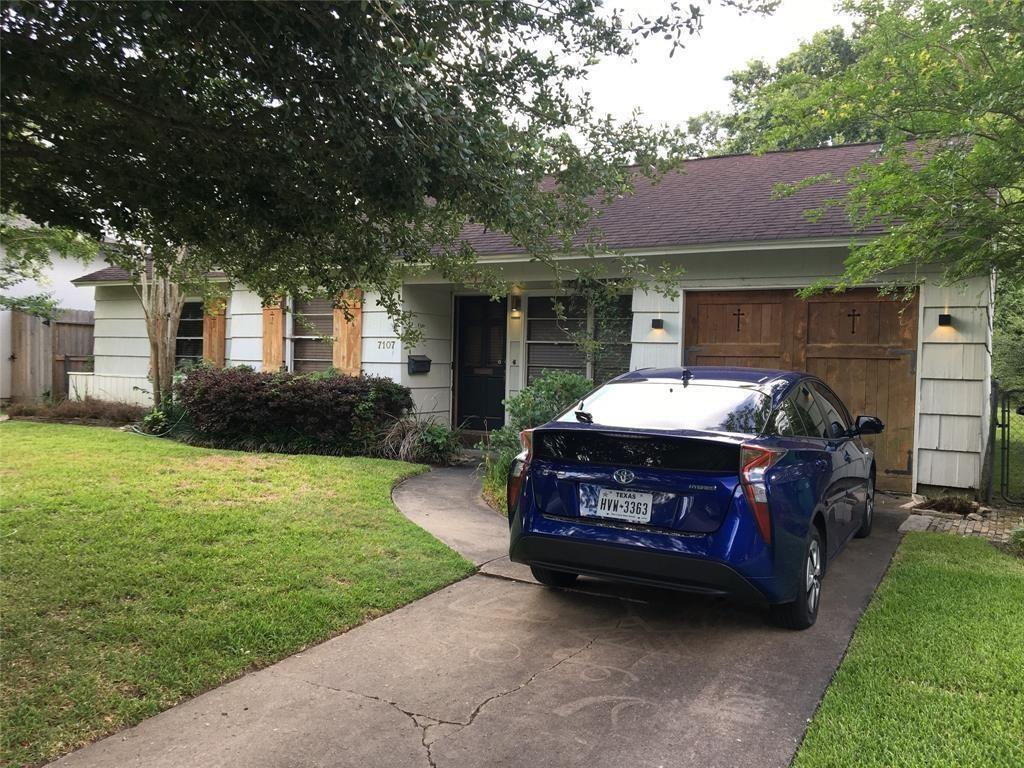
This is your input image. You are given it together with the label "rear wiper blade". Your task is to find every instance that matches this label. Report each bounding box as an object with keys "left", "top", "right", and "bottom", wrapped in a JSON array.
[{"left": 574, "top": 410, "right": 594, "bottom": 424}]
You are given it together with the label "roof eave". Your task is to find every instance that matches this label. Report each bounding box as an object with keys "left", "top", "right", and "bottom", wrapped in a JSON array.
[
  {"left": 72, "top": 275, "right": 232, "bottom": 287},
  {"left": 472, "top": 234, "right": 881, "bottom": 264},
  {"left": 72, "top": 279, "right": 134, "bottom": 287}
]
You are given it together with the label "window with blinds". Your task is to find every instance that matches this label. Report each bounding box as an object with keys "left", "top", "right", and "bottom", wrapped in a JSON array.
[
  {"left": 292, "top": 298, "right": 334, "bottom": 373},
  {"left": 175, "top": 301, "right": 204, "bottom": 367},
  {"left": 526, "top": 296, "right": 587, "bottom": 384},
  {"left": 525, "top": 294, "right": 632, "bottom": 384}
]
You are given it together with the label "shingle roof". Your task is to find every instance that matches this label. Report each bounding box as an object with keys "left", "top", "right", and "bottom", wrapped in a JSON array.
[
  {"left": 72, "top": 266, "right": 134, "bottom": 284},
  {"left": 74, "top": 143, "right": 884, "bottom": 284},
  {"left": 462, "top": 142, "right": 885, "bottom": 256},
  {"left": 73, "top": 267, "right": 227, "bottom": 284}
]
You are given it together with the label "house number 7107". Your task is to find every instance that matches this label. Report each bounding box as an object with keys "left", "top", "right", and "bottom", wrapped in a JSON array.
[{"left": 377, "top": 340, "right": 396, "bottom": 350}]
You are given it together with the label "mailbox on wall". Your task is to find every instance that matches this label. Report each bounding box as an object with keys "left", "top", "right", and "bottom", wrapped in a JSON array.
[{"left": 407, "top": 355, "right": 432, "bottom": 375}]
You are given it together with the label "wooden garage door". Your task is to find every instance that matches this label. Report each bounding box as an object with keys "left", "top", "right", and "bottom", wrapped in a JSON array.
[{"left": 684, "top": 289, "right": 918, "bottom": 492}]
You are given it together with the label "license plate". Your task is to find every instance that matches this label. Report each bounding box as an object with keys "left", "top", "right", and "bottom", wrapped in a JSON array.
[{"left": 579, "top": 484, "right": 653, "bottom": 524}]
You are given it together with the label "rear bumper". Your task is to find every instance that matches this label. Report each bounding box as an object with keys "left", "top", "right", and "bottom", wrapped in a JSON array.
[{"left": 510, "top": 528, "right": 768, "bottom": 605}]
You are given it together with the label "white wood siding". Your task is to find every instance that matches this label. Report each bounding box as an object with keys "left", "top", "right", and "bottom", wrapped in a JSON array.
[
  {"left": 93, "top": 285, "right": 150, "bottom": 376},
  {"left": 225, "top": 287, "right": 263, "bottom": 369},
  {"left": 400, "top": 285, "right": 453, "bottom": 422},
  {"left": 913, "top": 275, "right": 994, "bottom": 491},
  {"left": 359, "top": 291, "right": 404, "bottom": 391},
  {"left": 67, "top": 372, "right": 152, "bottom": 406},
  {"left": 629, "top": 287, "right": 682, "bottom": 370},
  {"left": 360, "top": 287, "right": 454, "bottom": 422}
]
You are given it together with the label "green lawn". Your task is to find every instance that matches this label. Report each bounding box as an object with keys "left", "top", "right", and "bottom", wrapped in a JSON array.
[
  {"left": 0, "top": 422, "right": 474, "bottom": 767},
  {"left": 794, "top": 534, "right": 1024, "bottom": 768}
]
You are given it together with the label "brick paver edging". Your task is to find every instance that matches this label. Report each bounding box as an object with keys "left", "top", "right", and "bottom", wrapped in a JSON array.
[{"left": 898, "top": 506, "right": 1024, "bottom": 544}]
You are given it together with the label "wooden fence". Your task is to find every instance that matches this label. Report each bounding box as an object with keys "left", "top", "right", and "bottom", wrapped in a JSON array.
[{"left": 8, "top": 309, "right": 95, "bottom": 401}]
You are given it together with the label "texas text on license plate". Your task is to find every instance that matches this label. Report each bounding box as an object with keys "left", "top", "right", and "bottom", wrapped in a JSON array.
[{"left": 579, "top": 484, "right": 653, "bottom": 524}]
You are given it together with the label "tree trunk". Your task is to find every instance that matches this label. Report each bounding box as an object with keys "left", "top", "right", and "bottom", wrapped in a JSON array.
[{"left": 136, "top": 248, "right": 187, "bottom": 409}]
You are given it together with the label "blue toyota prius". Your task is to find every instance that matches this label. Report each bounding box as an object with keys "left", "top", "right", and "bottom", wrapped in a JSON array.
[{"left": 507, "top": 367, "right": 884, "bottom": 629}]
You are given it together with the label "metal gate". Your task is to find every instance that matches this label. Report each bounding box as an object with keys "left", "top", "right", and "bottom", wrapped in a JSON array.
[{"left": 996, "top": 388, "right": 1024, "bottom": 504}]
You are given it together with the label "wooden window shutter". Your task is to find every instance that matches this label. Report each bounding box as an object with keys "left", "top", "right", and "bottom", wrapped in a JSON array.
[
  {"left": 262, "top": 299, "right": 286, "bottom": 371},
  {"left": 333, "top": 289, "right": 363, "bottom": 375},
  {"left": 202, "top": 298, "right": 227, "bottom": 367}
]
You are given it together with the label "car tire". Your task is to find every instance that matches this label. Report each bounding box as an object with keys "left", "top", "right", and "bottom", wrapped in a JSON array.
[
  {"left": 770, "top": 527, "right": 823, "bottom": 630},
  {"left": 530, "top": 565, "right": 578, "bottom": 588},
  {"left": 854, "top": 476, "right": 874, "bottom": 539}
]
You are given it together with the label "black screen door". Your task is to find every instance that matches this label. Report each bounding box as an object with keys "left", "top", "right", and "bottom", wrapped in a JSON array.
[{"left": 455, "top": 296, "right": 507, "bottom": 431}]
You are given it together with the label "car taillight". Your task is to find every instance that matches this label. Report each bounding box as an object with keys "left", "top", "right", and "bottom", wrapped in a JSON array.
[
  {"left": 506, "top": 430, "right": 534, "bottom": 515},
  {"left": 740, "top": 444, "right": 786, "bottom": 545}
]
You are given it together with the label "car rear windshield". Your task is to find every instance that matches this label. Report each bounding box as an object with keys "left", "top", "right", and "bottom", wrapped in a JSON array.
[{"left": 556, "top": 381, "right": 771, "bottom": 434}]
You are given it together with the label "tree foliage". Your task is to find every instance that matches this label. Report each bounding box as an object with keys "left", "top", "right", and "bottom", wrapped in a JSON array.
[
  {"left": 686, "top": 26, "right": 882, "bottom": 155},
  {"left": 691, "top": 0, "right": 1023, "bottom": 294},
  {"left": 1, "top": 0, "right": 775, "bottom": 339},
  {"left": 0, "top": 213, "right": 99, "bottom": 318},
  {"left": 993, "top": 282, "right": 1024, "bottom": 392}
]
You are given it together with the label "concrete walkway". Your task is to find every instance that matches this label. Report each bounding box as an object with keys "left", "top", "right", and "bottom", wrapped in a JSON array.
[{"left": 54, "top": 467, "right": 905, "bottom": 768}]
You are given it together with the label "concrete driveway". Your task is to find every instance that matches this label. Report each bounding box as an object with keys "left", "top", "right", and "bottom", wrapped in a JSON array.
[{"left": 54, "top": 467, "right": 904, "bottom": 768}]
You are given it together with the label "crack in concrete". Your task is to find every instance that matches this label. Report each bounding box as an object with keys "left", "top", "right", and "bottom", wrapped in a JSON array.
[
  {"left": 458, "top": 632, "right": 602, "bottom": 731},
  {"left": 412, "top": 716, "right": 439, "bottom": 768},
  {"left": 283, "top": 676, "right": 460, "bottom": 768},
  {"left": 281, "top": 628, "right": 604, "bottom": 768}
]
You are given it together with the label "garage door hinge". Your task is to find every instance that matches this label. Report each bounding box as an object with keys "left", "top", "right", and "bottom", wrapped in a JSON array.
[{"left": 884, "top": 450, "right": 913, "bottom": 476}]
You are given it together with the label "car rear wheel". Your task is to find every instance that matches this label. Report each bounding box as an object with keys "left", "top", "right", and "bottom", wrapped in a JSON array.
[
  {"left": 854, "top": 476, "right": 875, "bottom": 539},
  {"left": 770, "top": 527, "right": 823, "bottom": 630},
  {"left": 530, "top": 566, "right": 578, "bottom": 588}
]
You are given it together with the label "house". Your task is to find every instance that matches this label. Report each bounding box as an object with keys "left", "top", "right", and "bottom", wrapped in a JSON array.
[{"left": 71, "top": 143, "right": 995, "bottom": 497}]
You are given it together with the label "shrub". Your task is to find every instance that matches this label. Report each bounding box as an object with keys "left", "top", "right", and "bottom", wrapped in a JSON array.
[
  {"left": 1009, "top": 527, "right": 1024, "bottom": 558},
  {"left": 142, "top": 409, "right": 168, "bottom": 434},
  {"left": 480, "top": 369, "right": 594, "bottom": 513},
  {"left": 416, "top": 422, "right": 463, "bottom": 465},
  {"left": 6, "top": 397, "right": 146, "bottom": 424},
  {"left": 175, "top": 366, "right": 413, "bottom": 455},
  {"left": 375, "top": 415, "right": 463, "bottom": 465},
  {"left": 503, "top": 369, "right": 596, "bottom": 432}
]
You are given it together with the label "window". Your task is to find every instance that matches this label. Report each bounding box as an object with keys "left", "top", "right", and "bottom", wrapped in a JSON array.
[
  {"left": 792, "top": 384, "right": 830, "bottom": 438},
  {"left": 175, "top": 301, "right": 204, "bottom": 367},
  {"left": 555, "top": 381, "right": 771, "bottom": 434},
  {"left": 525, "top": 295, "right": 633, "bottom": 385},
  {"left": 811, "top": 383, "right": 851, "bottom": 439},
  {"left": 770, "top": 398, "right": 809, "bottom": 437},
  {"left": 292, "top": 299, "right": 334, "bottom": 373},
  {"left": 525, "top": 296, "right": 587, "bottom": 383}
]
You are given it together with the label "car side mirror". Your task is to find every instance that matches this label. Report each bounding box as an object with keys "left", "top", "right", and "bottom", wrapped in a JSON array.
[{"left": 855, "top": 415, "right": 885, "bottom": 435}]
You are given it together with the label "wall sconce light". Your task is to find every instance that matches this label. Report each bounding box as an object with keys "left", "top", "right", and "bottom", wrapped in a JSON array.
[
  {"left": 938, "top": 313, "right": 953, "bottom": 327},
  {"left": 651, "top": 318, "right": 664, "bottom": 330},
  {"left": 510, "top": 294, "right": 522, "bottom": 319}
]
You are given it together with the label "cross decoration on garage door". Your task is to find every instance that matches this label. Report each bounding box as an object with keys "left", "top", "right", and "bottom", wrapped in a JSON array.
[
  {"left": 732, "top": 307, "right": 745, "bottom": 332},
  {"left": 847, "top": 308, "right": 861, "bottom": 334}
]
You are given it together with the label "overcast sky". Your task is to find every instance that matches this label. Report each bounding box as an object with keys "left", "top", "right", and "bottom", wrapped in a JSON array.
[{"left": 585, "top": 0, "right": 853, "bottom": 127}]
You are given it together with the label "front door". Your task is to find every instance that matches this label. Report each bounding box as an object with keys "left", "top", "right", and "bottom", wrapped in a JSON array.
[{"left": 455, "top": 296, "right": 507, "bottom": 431}]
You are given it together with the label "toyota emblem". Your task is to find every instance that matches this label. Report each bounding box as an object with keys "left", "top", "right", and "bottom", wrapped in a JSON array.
[{"left": 613, "top": 469, "right": 635, "bottom": 485}]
